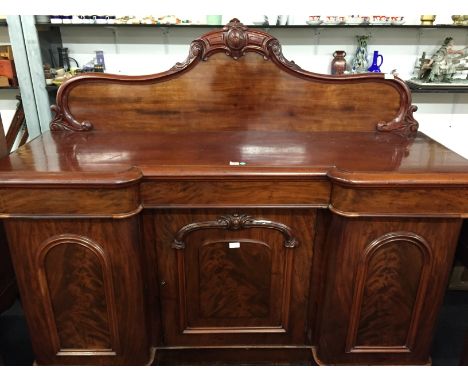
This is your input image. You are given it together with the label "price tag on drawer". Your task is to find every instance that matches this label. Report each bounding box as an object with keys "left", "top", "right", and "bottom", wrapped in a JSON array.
[{"left": 229, "top": 242, "right": 241, "bottom": 249}]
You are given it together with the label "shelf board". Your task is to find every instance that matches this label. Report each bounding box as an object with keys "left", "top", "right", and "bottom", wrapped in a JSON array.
[
  {"left": 0, "top": 86, "right": 19, "bottom": 90},
  {"left": 407, "top": 80, "right": 468, "bottom": 93},
  {"left": 35, "top": 22, "right": 468, "bottom": 29}
]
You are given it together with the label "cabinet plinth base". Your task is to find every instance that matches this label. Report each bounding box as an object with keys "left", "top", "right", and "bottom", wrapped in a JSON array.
[
  {"left": 152, "top": 347, "right": 316, "bottom": 366},
  {"left": 311, "top": 347, "right": 432, "bottom": 366}
]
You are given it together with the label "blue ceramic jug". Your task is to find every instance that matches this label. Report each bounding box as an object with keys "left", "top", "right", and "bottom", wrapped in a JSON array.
[{"left": 368, "top": 50, "right": 383, "bottom": 72}]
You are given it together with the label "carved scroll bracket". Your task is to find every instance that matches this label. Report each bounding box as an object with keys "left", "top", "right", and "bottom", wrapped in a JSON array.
[
  {"left": 171, "top": 40, "right": 204, "bottom": 71},
  {"left": 172, "top": 213, "right": 299, "bottom": 249},
  {"left": 50, "top": 104, "right": 94, "bottom": 132},
  {"left": 376, "top": 103, "right": 419, "bottom": 137},
  {"left": 267, "top": 40, "right": 301, "bottom": 71}
]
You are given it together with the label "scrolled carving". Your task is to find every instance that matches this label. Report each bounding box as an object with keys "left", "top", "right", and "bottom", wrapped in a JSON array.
[
  {"left": 172, "top": 213, "right": 299, "bottom": 249},
  {"left": 50, "top": 104, "right": 94, "bottom": 132},
  {"left": 376, "top": 105, "right": 419, "bottom": 137},
  {"left": 172, "top": 40, "right": 204, "bottom": 70},
  {"left": 222, "top": 18, "right": 248, "bottom": 33},
  {"left": 195, "top": 18, "right": 273, "bottom": 61},
  {"left": 268, "top": 40, "right": 301, "bottom": 71}
]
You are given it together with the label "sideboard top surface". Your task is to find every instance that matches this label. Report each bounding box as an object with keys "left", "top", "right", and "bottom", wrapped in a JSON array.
[{"left": 0, "top": 130, "right": 467, "bottom": 186}]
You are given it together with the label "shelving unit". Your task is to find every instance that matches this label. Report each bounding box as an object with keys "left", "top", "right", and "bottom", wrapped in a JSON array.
[
  {"left": 41, "top": 22, "right": 468, "bottom": 93},
  {"left": 407, "top": 81, "right": 468, "bottom": 93},
  {"left": 0, "top": 19, "right": 21, "bottom": 138},
  {"left": 35, "top": 22, "right": 468, "bottom": 29}
]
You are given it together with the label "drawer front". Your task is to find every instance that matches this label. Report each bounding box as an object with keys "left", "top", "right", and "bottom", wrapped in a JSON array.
[
  {"left": 331, "top": 184, "right": 468, "bottom": 217},
  {"left": 0, "top": 186, "right": 140, "bottom": 218},
  {"left": 141, "top": 180, "right": 330, "bottom": 207}
]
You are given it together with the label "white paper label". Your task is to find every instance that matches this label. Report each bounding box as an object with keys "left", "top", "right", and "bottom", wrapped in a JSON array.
[{"left": 229, "top": 242, "right": 241, "bottom": 248}]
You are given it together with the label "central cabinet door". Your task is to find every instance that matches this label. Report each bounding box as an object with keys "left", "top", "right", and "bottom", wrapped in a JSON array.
[{"left": 155, "top": 209, "right": 315, "bottom": 346}]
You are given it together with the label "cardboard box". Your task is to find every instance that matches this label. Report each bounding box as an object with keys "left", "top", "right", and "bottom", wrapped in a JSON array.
[
  {"left": 0, "top": 76, "right": 9, "bottom": 87},
  {"left": 0, "top": 45, "right": 13, "bottom": 60},
  {"left": 0, "top": 59, "right": 16, "bottom": 80}
]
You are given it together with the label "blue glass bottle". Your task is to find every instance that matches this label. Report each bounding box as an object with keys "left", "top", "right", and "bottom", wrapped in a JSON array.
[{"left": 368, "top": 50, "right": 384, "bottom": 72}]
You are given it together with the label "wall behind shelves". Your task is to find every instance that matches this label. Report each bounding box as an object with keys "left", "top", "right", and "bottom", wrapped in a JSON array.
[{"left": 57, "top": 25, "right": 468, "bottom": 79}]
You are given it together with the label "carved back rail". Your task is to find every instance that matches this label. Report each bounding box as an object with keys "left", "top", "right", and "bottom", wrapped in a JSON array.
[{"left": 51, "top": 19, "right": 418, "bottom": 137}]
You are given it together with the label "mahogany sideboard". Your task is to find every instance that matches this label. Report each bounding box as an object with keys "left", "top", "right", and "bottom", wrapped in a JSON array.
[{"left": 0, "top": 19, "right": 467, "bottom": 365}]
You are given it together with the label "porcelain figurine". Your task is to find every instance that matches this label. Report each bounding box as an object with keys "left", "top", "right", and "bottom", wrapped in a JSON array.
[{"left": 418, "top": 37, "right": 467, "bottom": 82}]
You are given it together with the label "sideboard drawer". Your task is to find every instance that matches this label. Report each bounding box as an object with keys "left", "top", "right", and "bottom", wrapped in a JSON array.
[{"left": 141, "top": 180, "right": 330, "bottom": 207}]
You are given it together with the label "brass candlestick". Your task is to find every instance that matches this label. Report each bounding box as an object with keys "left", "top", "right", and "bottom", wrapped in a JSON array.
[{"left": 421, "top": 15, "right": 436, "bottom": 25}]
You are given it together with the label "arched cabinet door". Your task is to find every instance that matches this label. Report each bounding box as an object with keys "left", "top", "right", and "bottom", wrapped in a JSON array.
[
  {"left": 4, "top": 217, "right": 150, "bottom": 365},
  {"left": 316, "top": 215, "right": 462, "bottom": 365},
  {"left": 155, "top": 209, "right": 315, "bottom": 347},
  {"left": 36, "top": 234, "right": 120, "bottom": 356}
]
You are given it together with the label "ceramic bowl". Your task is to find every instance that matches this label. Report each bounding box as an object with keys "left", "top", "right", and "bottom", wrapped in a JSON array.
[
  {"left": 347, "top": 15, "right": 364, "bottom": 24},
  {"left": 323, "top": 16, "right": 347, "bottom": 24},
  {"left": 390, "top": 16, "right": 405, "bottom": 25},
  {"left": 371, "top": 15, "right": 390, "bottom": 24}
]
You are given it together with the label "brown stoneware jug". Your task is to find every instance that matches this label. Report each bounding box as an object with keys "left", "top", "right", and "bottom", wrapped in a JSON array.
[{"left": 331, "top": 50, "right": 347, "bottom": 75}]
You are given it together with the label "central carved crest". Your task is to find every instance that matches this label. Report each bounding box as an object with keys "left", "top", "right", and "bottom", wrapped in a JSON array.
[{"left": 224, "top": 19, "right": 248, "bottom": 55}]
